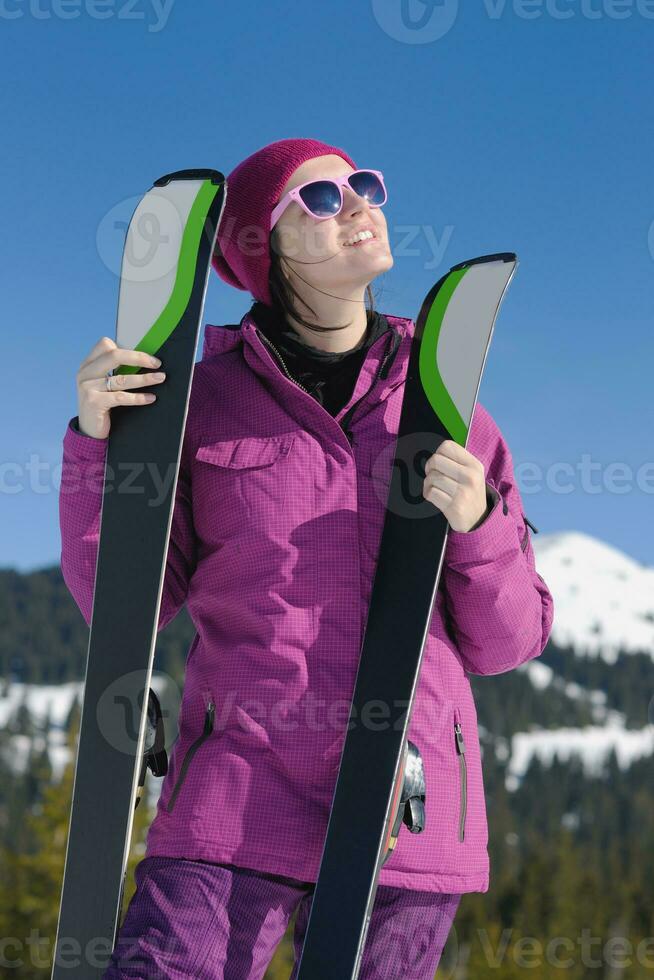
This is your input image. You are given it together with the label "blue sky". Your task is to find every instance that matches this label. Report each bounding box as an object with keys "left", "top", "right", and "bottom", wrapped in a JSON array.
[{"left": 1, "top": 0, "right": 652, "bottom": 571}]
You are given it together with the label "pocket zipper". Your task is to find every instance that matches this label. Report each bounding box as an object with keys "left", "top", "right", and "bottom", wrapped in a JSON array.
[
  {"left": 454, "top": 707, "right": 467, "bottom": 842},
  {"left": 166, "top": 699, "right": 215, "bottom": 813}
]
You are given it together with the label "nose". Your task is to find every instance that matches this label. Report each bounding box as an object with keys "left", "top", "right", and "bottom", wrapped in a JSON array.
[{"left": 343, "top": 183, "right": 372, "bottom": 217}]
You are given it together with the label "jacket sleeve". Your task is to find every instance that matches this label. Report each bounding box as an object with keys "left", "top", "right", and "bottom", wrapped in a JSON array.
[
  {"left": 59, "top": 416, "right": 196, "bottom": 631},
  {"left": 440, "top": 404, "right": 554, "bottom": 676}
]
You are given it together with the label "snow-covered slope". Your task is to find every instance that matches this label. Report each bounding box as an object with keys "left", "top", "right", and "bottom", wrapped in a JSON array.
[
  {"left": 491, "top": 658, "right": 654, "bottom": 788},
  {"left": 533, "top": 530, "right": 654, "bottom": 661},
  {"left": 0, "top": 675, "right": 170, "bottom": 795},
  {"left": 0, "top": 680, "right": 82, "bottom": 780}
]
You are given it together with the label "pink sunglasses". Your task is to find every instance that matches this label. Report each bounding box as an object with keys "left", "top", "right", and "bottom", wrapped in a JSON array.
[{"left": 270, "top": 169, "right": 388, "bottom": 231}]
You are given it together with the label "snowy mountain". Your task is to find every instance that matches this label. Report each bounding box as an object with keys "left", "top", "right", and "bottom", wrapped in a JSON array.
[
  {"left": 532, "top": 530, "right": 654, "bottom": 662},
  {"left": 497, "top": 657, "right": 654, "bottom": 789},
  {"left": 485, "top": 529, "right": 654, "bottom": 787}
]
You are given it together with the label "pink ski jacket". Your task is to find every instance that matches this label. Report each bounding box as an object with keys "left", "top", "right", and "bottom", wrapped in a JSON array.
[{"left": 59, "top": 308, "right": 554, "bottom": 894}]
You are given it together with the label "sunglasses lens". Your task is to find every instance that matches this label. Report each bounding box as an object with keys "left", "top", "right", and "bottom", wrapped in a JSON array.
[
  {"left": 348, "top": 171, "right": 386, "bottom": 206},
  {"left": 299, "top": 180, "right": 342, "bottom": 218},
  {"left": 297, "top": 172, "right": 387, "bottom": 219}
]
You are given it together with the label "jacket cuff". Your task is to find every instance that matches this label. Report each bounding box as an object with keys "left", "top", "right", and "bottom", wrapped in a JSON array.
[
  {"left": 63, "top": 416, "right": 109, "bottom": 461},
  {"left": 445, "top": 482, "right": 509, "bottom": 560}
]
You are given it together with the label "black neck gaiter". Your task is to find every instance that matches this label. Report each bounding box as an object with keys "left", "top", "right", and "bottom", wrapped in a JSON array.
[{"left": 249, "top": 301, "right": 393, "bottom": 417}]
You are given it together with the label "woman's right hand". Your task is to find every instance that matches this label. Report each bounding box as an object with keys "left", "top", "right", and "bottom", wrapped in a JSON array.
[{"left": 76, "top": 336, "right": 167, "bottom": 440}]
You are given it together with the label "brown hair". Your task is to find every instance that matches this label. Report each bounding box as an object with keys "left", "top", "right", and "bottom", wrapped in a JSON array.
[{"left": 268, "top": 225, "right": 377, "bottom": 333}]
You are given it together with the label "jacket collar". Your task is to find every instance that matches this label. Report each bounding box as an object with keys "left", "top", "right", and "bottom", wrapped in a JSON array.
[
  {"left": 202, "top": 309, "right": 413, "bottom": 389},
  {"left": 201, "top": 310, "right": 413, "bottom": 436}
]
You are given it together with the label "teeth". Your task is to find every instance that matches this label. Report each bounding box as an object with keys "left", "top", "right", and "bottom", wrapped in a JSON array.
[{"left": 345, "top": 230, "right": 375, "bottom": 246}]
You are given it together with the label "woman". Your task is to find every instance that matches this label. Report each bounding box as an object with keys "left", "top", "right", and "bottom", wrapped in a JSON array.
[{"left": 60, "top": 138, "right": 554, "bottom": 979}]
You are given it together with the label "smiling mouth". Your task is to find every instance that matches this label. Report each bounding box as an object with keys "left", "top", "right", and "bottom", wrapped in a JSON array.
[{"left": 343, "top": 236, "right": 382, "bottom": 248}]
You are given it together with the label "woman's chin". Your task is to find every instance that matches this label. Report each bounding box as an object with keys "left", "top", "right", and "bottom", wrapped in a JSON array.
[{"left": 345, "top": 243, "right": 393, "bottom": 269}]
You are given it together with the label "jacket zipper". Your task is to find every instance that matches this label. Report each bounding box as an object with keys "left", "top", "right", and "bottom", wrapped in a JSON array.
[
  {"left": 454, "top": 707, "right": 467, "bottom": 841},
  {"left": 165, "top": 699, "right": 215, "bottom": 813},
  {"left": 256, "top": 330, "right": 312, "bottom": 395},
  {"left": 255, "top": 326, "right": 399, "bottom": 446}
]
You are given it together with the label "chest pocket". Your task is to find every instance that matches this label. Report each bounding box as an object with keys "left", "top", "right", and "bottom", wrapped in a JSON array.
[{"left": 194, "top": 433, "right": 296, "bottom": 544}]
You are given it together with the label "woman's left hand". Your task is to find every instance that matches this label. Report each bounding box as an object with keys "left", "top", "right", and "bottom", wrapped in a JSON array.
[{"left": 422, "top": 440, "right": 490, "bottom": 533}]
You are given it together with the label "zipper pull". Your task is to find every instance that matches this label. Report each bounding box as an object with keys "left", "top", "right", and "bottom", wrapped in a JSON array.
[
  {"left": 204, "top": 699, "right": 215, "bottom": 734},
  {"left": 454, "top": 722, "right": 465, "bottom": 755}
]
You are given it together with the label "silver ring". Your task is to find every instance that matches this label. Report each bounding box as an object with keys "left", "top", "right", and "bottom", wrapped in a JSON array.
[{"left": 105, "top": 371, "right": 113, "bottom": 392}]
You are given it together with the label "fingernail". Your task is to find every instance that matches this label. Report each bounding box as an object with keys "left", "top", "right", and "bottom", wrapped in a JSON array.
[{"left": 151, "top": 356, "right": 161, "bottom": 366}]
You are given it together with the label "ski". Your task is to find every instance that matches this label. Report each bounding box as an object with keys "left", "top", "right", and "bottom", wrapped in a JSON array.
[
  {"left": 52, "top": 169, "right": 226, "bottom": 979},
  {"left": 296, "top": 252, "right": 518, "bottom": 979}
]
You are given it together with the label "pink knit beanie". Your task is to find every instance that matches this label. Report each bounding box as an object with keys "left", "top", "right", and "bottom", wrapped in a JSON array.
[{"left": 212, "top": 137, "right": 357, "bottom": 307}]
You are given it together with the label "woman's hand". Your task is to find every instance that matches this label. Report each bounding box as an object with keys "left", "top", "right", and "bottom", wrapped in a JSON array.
[
  {"left": 75, "top": 336, "right": 166, "bottom": 439},
  {"left": 422, "top": 440, "right": 490, "bottom": 533}
]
